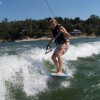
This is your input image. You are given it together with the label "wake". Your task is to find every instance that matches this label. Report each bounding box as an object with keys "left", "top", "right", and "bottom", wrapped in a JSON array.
[{"left": 0, "top": 41, "right": 100, "bottom": 99}]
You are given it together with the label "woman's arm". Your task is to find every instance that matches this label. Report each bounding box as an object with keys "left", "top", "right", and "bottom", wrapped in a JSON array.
[
  {"left": 59, "top": 26, "right": 70, "bottom": 37},
  {"left": 48, "top": 32, "right": 54, "bottom": 45},
  {"left": 48, "top": 38, "right": 54, "bottom": 45}
]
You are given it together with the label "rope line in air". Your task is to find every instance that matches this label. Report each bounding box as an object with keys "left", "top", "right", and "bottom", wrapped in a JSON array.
[{"left": 44, "top": 0, "right": 55, "bottom": 18}]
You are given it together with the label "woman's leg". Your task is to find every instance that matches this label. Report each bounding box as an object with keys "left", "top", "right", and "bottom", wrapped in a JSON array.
[
  {"left": 56, "top": 49, "right": 64, "bottom": 74},
  {"left": 56, "top": 42, "right": 69, "bottom": 74},
  {"left": 52, "top": 42, "right": 69, "bottom": 74},
  {"left": 51, "top": 52, "right": 59, "bottom": 71}
]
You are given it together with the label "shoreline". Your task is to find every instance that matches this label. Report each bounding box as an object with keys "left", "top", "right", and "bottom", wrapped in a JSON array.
[{"left": 0, "top": 35, "right": 99, "bottom": 43}]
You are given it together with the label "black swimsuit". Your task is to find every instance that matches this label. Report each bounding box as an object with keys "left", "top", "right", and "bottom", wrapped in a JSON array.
[{"left": 52, "top": 24, "right": 69, "bottom": 45}]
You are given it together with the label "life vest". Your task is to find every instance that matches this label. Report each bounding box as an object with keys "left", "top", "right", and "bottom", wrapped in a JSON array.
[{"left": 52, "top": 24, "right": 68, "bottom": 45}]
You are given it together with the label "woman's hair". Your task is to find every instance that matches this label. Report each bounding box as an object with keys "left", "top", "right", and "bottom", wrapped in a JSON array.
[{"left": 50, "top": 18, "right": 57, "bottom": 23}]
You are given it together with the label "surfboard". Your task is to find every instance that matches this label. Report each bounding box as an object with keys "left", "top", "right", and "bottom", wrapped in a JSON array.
[{"left": 50, "top": 73, "right": 69, "bottom": 77}]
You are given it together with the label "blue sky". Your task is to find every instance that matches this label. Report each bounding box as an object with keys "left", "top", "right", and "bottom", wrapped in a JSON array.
[{"left": 0, "top": 0, "right": 100, "bottom": 22}]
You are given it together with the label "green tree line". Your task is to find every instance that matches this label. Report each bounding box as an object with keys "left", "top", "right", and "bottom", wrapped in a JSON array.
[{"left": 0, "top": 14, "right": 100, "bottom": 41}]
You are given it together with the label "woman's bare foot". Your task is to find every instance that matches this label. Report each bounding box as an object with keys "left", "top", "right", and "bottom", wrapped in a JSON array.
[{"left": 57, "top": 71, "right": 63, "bottom": 75}]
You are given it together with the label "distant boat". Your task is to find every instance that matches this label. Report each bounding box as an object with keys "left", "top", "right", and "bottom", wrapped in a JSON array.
[
  {"left": 15, "top": 40, "right": 21, "bottom": 42},
  {"left": 70, "top": 29, "right": 82, "bottom": 35}
]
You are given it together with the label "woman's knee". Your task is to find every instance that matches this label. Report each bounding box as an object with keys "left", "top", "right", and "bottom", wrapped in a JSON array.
[
  {"left": 57, "top": 52, "right": 62, "bottom": 57},
  {"left": 57, "top": 49, "right": 63, "bottom": 57},
  {"left": 51, "top": 55, "right": 56, "bottom": 61}
]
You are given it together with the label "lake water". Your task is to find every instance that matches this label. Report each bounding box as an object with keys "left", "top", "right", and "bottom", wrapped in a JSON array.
[{"left": 0, "top": 37, "right": 100, "bottom": 100}]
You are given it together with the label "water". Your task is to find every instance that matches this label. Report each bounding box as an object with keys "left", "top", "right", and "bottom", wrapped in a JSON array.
[{"left": 0, "top": 38, "right": 100, "bottom": 100}]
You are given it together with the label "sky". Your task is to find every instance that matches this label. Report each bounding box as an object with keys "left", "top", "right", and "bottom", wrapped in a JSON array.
[{"left": 0, "top": 0, "right": 100, "bottom": 22}]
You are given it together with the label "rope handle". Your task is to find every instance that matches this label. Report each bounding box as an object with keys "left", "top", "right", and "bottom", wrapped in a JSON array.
[{"left": 45, "top": 44, "right": 52, "bottom": 54}]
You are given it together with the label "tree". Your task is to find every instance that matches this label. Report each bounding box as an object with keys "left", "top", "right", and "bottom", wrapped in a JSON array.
[
  {"left": 0, "top": 14, "right": 100, "bottom": 41},
  {"left": 85, "top": 23, "right": 93, "bottom": 35}
]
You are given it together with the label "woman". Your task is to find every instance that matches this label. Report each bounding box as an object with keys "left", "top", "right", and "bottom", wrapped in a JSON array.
[{"left": 48, "top": 19, "right": 70, "bottom": 75}]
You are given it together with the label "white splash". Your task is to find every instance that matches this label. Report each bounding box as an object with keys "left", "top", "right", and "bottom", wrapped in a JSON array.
[
  {"left": 61, "top": 81, "right": 70, "bottom": 88},
  {"left": 63, "top": 41, "right": 100, "bottom": 61}
]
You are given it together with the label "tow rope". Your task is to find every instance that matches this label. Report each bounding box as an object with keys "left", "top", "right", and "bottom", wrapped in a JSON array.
[{"left": 44, "top": 0, "right": 55, "bottom": 18}]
